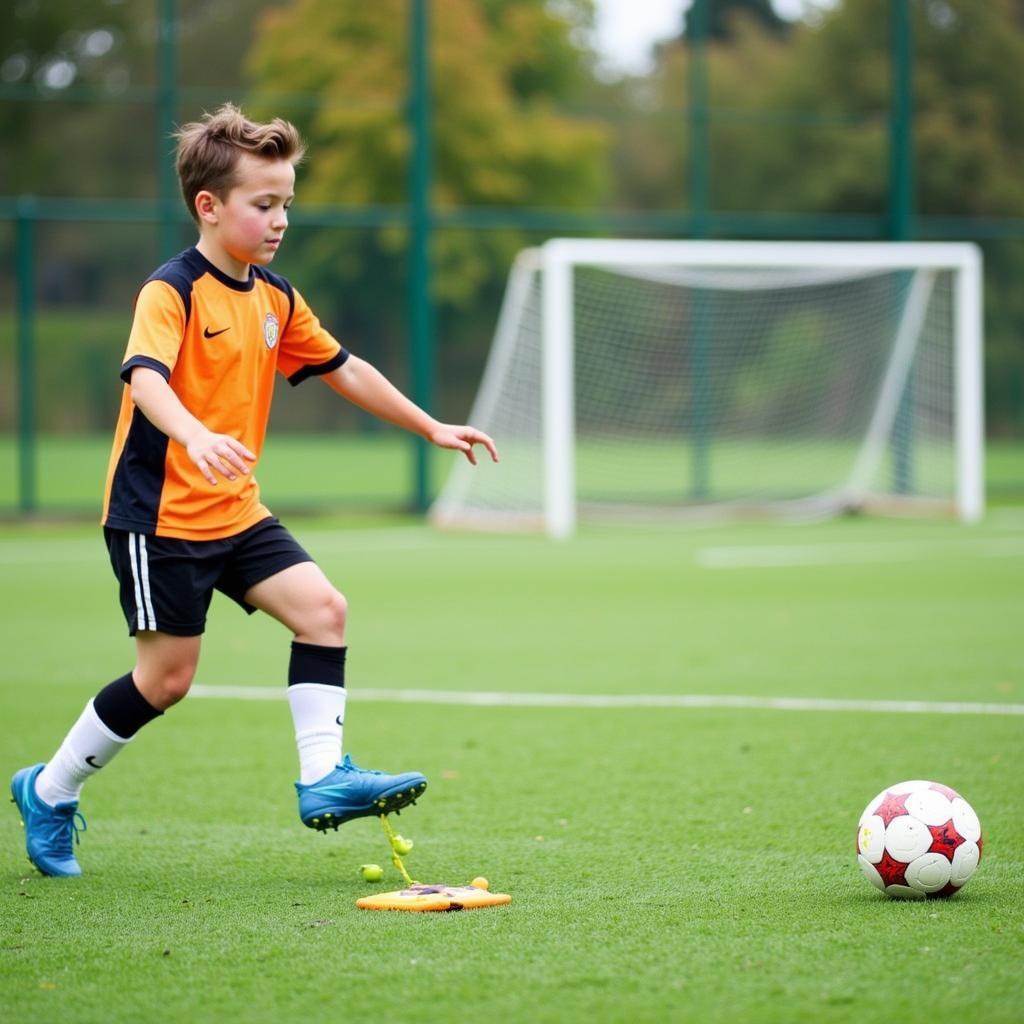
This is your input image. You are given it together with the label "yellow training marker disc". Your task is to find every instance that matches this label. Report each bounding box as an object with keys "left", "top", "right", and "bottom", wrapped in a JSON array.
[{"left": 357, "top": 883, "right": 511, "bottom": 912}]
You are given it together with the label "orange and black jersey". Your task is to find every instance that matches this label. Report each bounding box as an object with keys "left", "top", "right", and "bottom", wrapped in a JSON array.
[{"left": 103, "top": 247, "right": 348, "bottom": 540}]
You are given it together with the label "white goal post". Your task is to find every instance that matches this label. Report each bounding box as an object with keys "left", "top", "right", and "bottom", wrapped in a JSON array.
[{"left": 432, "top": 239, "right": 984, "bottom": 537}]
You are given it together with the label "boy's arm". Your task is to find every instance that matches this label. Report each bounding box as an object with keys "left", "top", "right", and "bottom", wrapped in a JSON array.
[
  {"left": 325, "top": 356, "right": 498, "bottom": 465},
  {"left": 130, "top": 367, "right": 256, "bottom": 485}
]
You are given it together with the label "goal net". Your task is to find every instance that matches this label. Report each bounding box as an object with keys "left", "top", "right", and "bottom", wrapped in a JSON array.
[{"left": 431, "top": 240, "right": 983, "bottom": 537}]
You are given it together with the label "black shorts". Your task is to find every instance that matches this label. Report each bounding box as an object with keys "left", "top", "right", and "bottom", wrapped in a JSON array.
[{"left": 104, "top": 517, "right": 313, "bottom": 637}]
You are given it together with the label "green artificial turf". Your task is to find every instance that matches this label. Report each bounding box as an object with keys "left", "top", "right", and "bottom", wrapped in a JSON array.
[
  {"left": 1, "top": 513, "right": 1022, "bottom": 1023},
  {"left": 0, "top": 433, "right": 424, "bottom": 514},
  {"left": 2, "top": 434, "right": 1023, "bottom": 515}
]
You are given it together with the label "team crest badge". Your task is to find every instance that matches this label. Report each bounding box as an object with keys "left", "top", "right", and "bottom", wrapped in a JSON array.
[{"left": 263, "top": 313, "right": 279, "bottom": 350}]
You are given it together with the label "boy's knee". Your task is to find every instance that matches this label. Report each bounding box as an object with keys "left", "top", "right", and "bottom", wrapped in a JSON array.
[
  {"left": 161, "top": 665, "right": 196, "bottom": 706},
  {"left": 319, "top": 588, "right": 348, "bottom": 640},
  {"left": 298, "top": 587, "right": 347, "bottom": 645},
  {"left": 136, "top": 661, "right": 196, "bottom": 710}
]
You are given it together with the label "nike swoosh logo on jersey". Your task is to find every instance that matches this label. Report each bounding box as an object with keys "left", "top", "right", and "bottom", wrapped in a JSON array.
[
  {"left": 203, "top": 326, "right": 230, "bottom": 338},
  {"left": 85, "top": 755, "right": 104, "bottom": 768}
]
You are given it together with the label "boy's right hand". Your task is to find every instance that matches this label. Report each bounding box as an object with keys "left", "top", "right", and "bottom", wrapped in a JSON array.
[
  {"left": 128, "top": 367, "right": 255, "bottom": 484},
  {"left": 185, "top": 430, "right": 256, "bottom": 485}
]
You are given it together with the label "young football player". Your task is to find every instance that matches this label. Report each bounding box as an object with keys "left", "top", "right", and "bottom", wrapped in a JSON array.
[{"left": 11, "top": 104, "right": 497, "bottom": 876}]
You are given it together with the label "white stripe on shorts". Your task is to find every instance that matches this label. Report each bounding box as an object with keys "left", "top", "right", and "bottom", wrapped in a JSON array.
[
  {"left": 127, "top": 532, "right": 147, "bottom": 630},
  {"left": 138, "top": 534, "right": 157, "bottom": 631}
]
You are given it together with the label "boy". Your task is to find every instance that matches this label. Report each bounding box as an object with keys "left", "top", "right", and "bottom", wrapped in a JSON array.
[{"left": 11, "top": 104, "right": 498, "bottom": 877}]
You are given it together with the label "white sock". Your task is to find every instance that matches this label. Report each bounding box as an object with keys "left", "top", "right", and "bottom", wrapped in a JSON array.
[
  {"left": 288, "top": 683, "right": 346, "bottom": 785},
  {"left": 35, "top": 699, "right": 131, "bottom": 806}
]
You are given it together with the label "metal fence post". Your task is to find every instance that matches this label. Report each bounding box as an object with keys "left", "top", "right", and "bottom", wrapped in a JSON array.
[
  {"left": 15, "top": 196, "right": 37, "bottom": 515},
  {"left": 408, "top": 0, "right": 434, "bottom": 513}
]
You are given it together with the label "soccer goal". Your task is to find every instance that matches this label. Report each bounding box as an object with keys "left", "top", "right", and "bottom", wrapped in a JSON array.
[{"left": 431, "top": 239, "right": 984, "bottom": 537}]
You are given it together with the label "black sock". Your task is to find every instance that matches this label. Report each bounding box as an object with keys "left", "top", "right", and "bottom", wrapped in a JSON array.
[
  {"left": 92, "top": 672, "right": 163, "bottom": 739},
  {"left": 288, "top": 642, "right": 347, "bottom": 688}
]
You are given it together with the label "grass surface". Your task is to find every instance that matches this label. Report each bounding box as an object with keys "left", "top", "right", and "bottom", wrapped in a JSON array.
[
  {"left": 1, "top": 434, "right": 1022, "bottom": 515},
  {"left": 0, "top": 433, "right": 424, "bottom": 513},
  {"left": 1, "top": 512, "right": 1022, "bottom": 1023}
]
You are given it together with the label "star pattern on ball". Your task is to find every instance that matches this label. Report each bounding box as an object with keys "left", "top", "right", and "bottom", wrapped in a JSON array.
[
  {"left": 857, "top": 781, "right": 982, "bottom": 899},
  {"left": 927, "top": 819, "right": 966, "bottom": 858},
  {"left": 873, "top": 848, "right": 909, "bottom": 888},
  {"left": 872, "top": 790, "right": 911, "bottom": 827}
]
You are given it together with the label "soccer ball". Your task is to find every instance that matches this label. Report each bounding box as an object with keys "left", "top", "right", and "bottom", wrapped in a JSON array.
[{"left": 856, "top": 780, "right": 982, "bottom": 899}]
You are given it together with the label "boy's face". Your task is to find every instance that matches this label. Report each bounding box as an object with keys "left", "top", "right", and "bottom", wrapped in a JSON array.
[{"left": 199, "top": 154, "right": 295, "bottom": 268}]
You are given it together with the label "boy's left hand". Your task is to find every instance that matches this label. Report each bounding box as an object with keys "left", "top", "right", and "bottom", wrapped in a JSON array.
[{"left": 429, "top": 425, "right": 499, "bottom": 466}]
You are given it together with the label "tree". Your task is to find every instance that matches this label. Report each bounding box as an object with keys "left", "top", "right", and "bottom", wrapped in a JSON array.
[
  {"left": 683, "top": 0, "right": 790, "bottom": 41},
  {"left": 754, "top": 0, "right": 1024, "bottom": 433},
  {"left": 0, "top": 1, "right": 289, "bottom": 431},
  {"left": 610, "top": 0, "right": 1024, "bottom": 431},
  {"left": 246, "top": 0, "right": 609, "bottom": 420},
  {"left": 0, "top": 0, "right": 136, "bottom": 197}
]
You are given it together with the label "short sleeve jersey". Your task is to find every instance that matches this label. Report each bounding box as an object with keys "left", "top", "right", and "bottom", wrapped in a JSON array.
[{"left": 102, "top": 247, "right": 348, "bottom": 540}]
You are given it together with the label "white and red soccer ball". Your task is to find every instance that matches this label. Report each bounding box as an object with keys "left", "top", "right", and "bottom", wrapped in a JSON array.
[{"left": 856, "top": 780, "right": 982, "bottom": 899}]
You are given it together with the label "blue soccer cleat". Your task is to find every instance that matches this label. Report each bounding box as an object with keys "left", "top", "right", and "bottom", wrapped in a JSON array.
[
  {"left": 296, "top": 754, "right": 427, "bottom": 832},
  {"left": 10, "top": 763, "right": 87, "bottom": 878}
]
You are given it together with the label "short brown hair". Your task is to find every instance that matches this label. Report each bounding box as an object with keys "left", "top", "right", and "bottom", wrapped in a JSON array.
[{"left": 174, "top": 103, "right": 305, "bottom": 223}]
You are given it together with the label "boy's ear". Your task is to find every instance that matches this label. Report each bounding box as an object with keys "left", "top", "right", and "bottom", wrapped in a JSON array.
[{"left": 195, "top": 190, "right": 219, "bottom": 224}]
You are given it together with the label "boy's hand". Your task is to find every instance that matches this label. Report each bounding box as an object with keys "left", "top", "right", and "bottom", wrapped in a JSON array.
[
  {"left": 428, "top": 425, "right": 499, "bottom": 466},
  {"left": 185, "top": 430, "right": 256, "bottom": 485}
]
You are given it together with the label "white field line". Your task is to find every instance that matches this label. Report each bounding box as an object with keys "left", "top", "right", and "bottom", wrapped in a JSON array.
[
  {"left": 696, "top": 536, "right": 1024, "bottom": 569},
  {"left": 189, "top": 685, "right": 1024, "bottom": 717}
]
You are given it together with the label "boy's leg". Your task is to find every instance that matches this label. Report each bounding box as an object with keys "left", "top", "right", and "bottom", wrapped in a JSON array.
[
  {"left": 242, "top": 560, "right": 427, "bottom": 830},
  {"left": 34, "top": 673, "right": 161, "bottom": 807},
  {"left": 244, "top": 560, "right": 348, "bottom": 784},
  {"left": 13, "top": 632, "right": 199, "bottom": 877},
  {"left": 132, "top": 631, "right": 202, "bottom": 711},
  {"left": 35, "top": 631, "right": 198, "bottom": 804}
]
